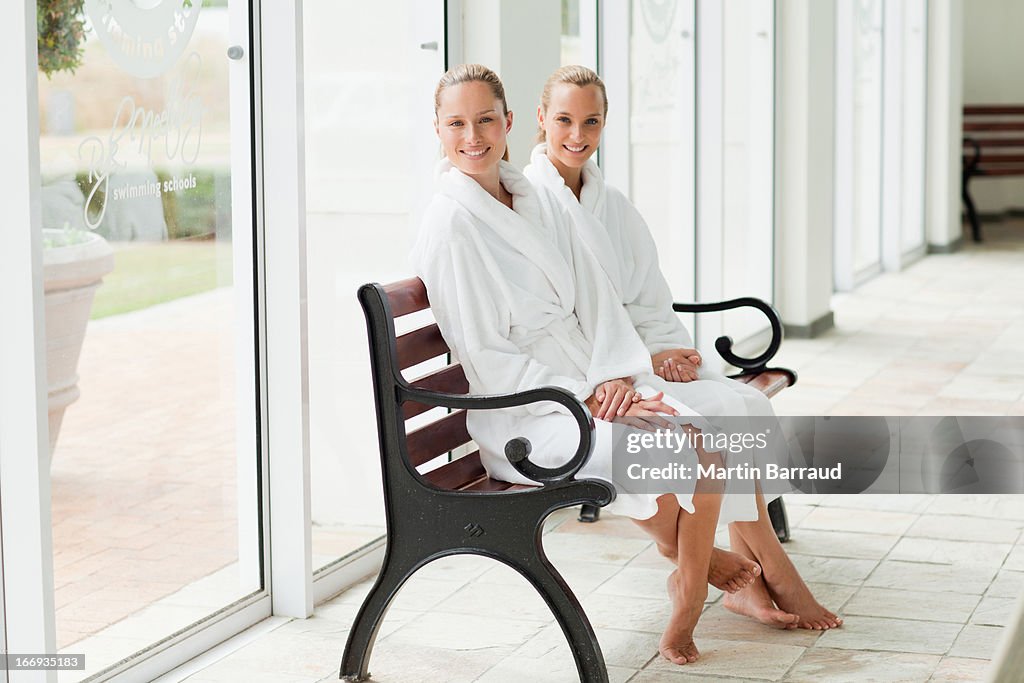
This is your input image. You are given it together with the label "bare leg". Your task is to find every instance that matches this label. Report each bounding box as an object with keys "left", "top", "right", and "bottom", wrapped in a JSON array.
[
  {"left": 722, "top": 530, "right": 799, "bottom": 628},
  {"left": 730, "top": 491, "right": 842, "bottom": 630}
]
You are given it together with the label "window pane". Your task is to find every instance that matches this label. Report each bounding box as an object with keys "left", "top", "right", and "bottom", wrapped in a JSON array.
[{"left": 38, "top": 1, "right": 261, "bottom": 676}]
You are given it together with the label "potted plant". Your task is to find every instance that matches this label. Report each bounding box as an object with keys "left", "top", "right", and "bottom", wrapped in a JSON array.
[{"left": 42, "top": 221, "right": 114, "bottom": 462}]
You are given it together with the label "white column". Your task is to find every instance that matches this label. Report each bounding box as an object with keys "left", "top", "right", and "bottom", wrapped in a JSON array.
[
  {"left": 926, "top": 0, "right": 965, "bottom": 251},
  {"left": 461, "top": 0, "right": 561, "bottom": 165},
  {"left": 597, "top": 0, "right": 632, "bottom": 193},
  {"left": 0, "top": 1, "right": 57, "bottom": 681},
  {"left": 774, "top": 0, "right": 835, "bottom": 337},
  {"left": 260, "top": 1, "right": 313, "bottom": 618}
]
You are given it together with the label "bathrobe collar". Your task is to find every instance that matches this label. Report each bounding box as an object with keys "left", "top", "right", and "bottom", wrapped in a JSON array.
[
  {"left": 526, "top": 144, "right": 622, "bottom": 294},
  {"left": 436, "top": 158, "right": 575, "bottom": 307}
]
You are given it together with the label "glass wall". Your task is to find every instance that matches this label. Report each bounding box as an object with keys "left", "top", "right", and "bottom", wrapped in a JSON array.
[
  {"left": 303, "top": 1, "right": 445, "bottom": 570},
  {"left": 36, "top": 0, "right": 261, "bottom": 677},
  {"left": 720, "top": 0, "right": 775, "bottom": 342},
  {"left": 835, "top": 0, "right": 884, "bottom": 289},
  {"left": 629, "top": 0, "right": 697, "bottom": 313}
]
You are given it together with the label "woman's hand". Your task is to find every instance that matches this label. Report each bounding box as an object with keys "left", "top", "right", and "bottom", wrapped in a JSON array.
[
  {"left": 652, "top": 348, "right": 701, "bottom": 383},
  {"left": 616, "top": 391, "right": 680, "bottom": 431},
  {"left": 589, "top": 378, "right": 638, "bottom": 420}
]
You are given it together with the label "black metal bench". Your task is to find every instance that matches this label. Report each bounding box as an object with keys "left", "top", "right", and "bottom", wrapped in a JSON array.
[
  {"left": 341, "top": 277, "right": 797, "bottom": 683},
  {"left": 962, "top": 105, "right": 1024, "bottom": 242}
]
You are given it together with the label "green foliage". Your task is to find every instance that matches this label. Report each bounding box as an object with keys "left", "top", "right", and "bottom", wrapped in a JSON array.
[{"left": 37, "top": 0, "right": 87, "bottom": 78}]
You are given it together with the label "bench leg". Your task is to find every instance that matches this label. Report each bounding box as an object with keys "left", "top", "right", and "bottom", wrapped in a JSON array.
[
  {"left": 340, "top": 557, "right": 417, "bottom": 681},
  {"left": 578, "top": 503, "right": 601, "bottom": 523},
  {"left": 962, "top": 175, "right": 983, "bottom": 242},
  {"left": 767, "top": 497, "right": 790, "bottom": 543},
  {"left": 511, "top": 555, "right": 609, "bottom": 683}
]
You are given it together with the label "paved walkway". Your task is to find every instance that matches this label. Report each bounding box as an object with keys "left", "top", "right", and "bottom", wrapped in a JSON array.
[{"left": 174, "top": 223, "right": 1024, "bottom": 681}]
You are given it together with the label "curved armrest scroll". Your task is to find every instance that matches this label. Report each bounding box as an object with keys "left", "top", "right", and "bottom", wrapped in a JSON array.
[
  {"left": 672, "top": 297, "right": 783, "bottom": 373},
  {"left": 400, "top": 384, "right": 595, "bottom": 485},
  {"left": 963, "top": 136, "right": 981, "bottom": 175}
]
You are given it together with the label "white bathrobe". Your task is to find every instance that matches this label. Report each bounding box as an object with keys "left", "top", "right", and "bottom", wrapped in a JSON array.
[
  {"left": 412, "top": 159, "right": 762, "bottom": 522},
  {"left": 524, "top": 144, "right": 776, "bottom": 422}
]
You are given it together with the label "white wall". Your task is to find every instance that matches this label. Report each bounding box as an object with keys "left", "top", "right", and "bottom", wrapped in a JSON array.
[{"left": 962, "top": 0, "right": 1024, "bottom": 213}]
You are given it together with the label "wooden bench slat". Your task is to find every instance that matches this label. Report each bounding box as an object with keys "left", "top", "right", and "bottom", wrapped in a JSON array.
[
  {"left": 971, "top": 154, "right": 1024, "bottom": 163},
  {"left": 423, "top": 450, "right": 487, "bottom": 490},
  {"left": 384, "top": 277, "right": 430, "bottom": 318},
  {"left": 407, "top": 410, "right": 471, "bottom": 467},
  {"left": 963, "top": 137, "right": 1024, "bottom": 148},
  {"left": 735, "top": 370, "right": 791, "bottom": 399},
  {"left": 964, "top": 105, "right": 1024, "bottom": 116},
  {"left": 396, "top": 324, "right": 449, "bottom": 370},
  {"left": 963, "top": 122, "right": 1024, "bottom": 132},
  {"left": 404, "top": 365, "right": 470, "bottom": 419},
  {"left": 461, "top": 476, "right": 515, "bottom": 492},
  {"left": 975, "top": 167, "right": 1024, "bottom": 177}
]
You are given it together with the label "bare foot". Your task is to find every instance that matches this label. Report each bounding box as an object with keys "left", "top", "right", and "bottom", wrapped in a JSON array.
[
  {"left": 661, "top": 571, "right": 705, "bottom": 664},
  {"left": 761, "top": 562, "right": 843, "bottom": 630},
  {"left": 708, "top": 548, "right": 761, "bottom": 593},
  {"left": 657, "top": 545, "right": 761, "bottom": 594},
  {"left": 723, "top": 575, "right": 799, "bottom": 629}
]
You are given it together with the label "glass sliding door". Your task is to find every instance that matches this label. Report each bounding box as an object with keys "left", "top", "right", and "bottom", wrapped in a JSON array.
[
  {"left": 835, "top": 0, "right": 884, "bottom": 290},
  {"left": 719, "top": 0, "right": 775, "bottom": 345},
  {"left": 629, "top": 0, "right": 698, "bottom": 328},
  {"left": 303, "top": 0, "right": 446, "bottom": 573},
  {"left": 33, "top": 0, "right": 264, "bottom": 677}
]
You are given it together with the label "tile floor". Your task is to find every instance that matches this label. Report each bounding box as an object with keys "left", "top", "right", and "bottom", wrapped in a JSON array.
[
  {"left": 177, "top": 495, "right": 1021, "bottom": 682},
  {"left": 170, "top": 223, "right": 1024, "bottom": 681}
]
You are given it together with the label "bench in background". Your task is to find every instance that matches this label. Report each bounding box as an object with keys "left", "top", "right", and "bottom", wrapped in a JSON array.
[{"left": 962, "top": 105, "right": 1024, "bottom": 242}]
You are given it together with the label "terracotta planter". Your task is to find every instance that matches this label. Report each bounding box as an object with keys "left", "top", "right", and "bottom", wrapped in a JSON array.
[{"left": 42, "top": 230, "right": 115, "bottom": 461}]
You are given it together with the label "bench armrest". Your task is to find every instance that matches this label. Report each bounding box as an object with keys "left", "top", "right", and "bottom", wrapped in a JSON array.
[
  {"left": 400, "top": 384, "right": 595, "bottom": 485},
  {"left": 673, "top": 297, "right": 783, "bottom": 374}
]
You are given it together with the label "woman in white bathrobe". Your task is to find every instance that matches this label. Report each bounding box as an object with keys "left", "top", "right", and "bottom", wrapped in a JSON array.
[{"left": 523, "top": 64, "right": 842, "bottom": 642}]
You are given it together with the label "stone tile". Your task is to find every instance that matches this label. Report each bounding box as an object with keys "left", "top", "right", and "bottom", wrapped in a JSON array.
[
  {"left": 554, "top": 512, "right": 653, "bottom": 539},
  {"left": 928, "top": 656, "right": 994, "bottom": 682},
  {"left": 477, "top": 657, "right": 635, "bottom": 683},
  {"left": 782, "top": 528, "right": 900, "bottom": 561},
  {"left": 843, "top": 587, "right": 980, "bottom": 624},
  {"left": 412, "top": 554, "right": 498, "bottom": 582},
  {"left": 887, "top": 538, "right": 1012, "bottom": 568},
  {"left": 816, "top": 615, "right": 961, "bottom": 655},
  {"left": 514, "top": 623, "right": 659, "bottom": 670},
  {"left": 905, "top": 514, "right": 1024, "bottom": 544},
  {"left": 594, "top": 566, "right": 672, "bottom": 601},
  {"left": 819, "top": 494, "right": 934, "bottom": 514},
  {"left": 190, "top": 630, "right": 342, "bottom": 681},
  {"left": 1004, "top": 544, "right": 1024, "bottom": 572},
  {"left": 477, "top": 557, "right": 622, "bottom": 596},
  {"left": 924, "top": 495, "right": 1024, "bottom": 521},
  {"left": 580, "top": 593, "right": 673, "bottom": 633},
  {"left": 384, "top": 576, "right": 468, "bottom": 612},
  {"left": 356, "top": 638, "right": 506, "bottom": 682},
  {"left": 539, "top": 532, "right": 652, "bottom": 566},
  {"left": 800, "top": 506, "right": 918, "bottom": 535},
  {"left": 788, "top": 555, "right": 878, "bottom": 586},
  {"left": 865, "top": 561, "right": 998, "bottom": 595},
  {"left": 948, "top": 624, "right": 1004, "bottom": 660},
  {"left": 969, "top": 596, "right": 1018, "bottom": 627},
  {"left": 782, "top": 647, "right": 939, "bottom": 683},
  {"left": 382, "top": 610, "right": 546, "bottom": 652},
  {"left": 432, "top": 580, "right": 557, "bottom": 622},
  {"left": 627, "top": 671, "right": 756, "bottom": 682},
  {"left": 986, "top": 569, "right": 1024, "bottom": 598},
  {"left": 642, "top": 638, "right": 805, "bottom": 680}
]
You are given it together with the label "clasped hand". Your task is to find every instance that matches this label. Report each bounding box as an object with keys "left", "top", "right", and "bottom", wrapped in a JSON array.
[
  {"left": 652, "top": 348, "right": 702, "bottom": 383},
  {"left": 585, "top": 379, "right": 679, "bottom": 431}
]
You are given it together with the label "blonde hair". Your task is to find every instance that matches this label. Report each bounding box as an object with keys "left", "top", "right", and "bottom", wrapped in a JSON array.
[
  {"left": 537, "top": 65, "right": 609, "bottom": 142},
  {"left": 434, "top": 63, "right": 511, "bottom": 161}
]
